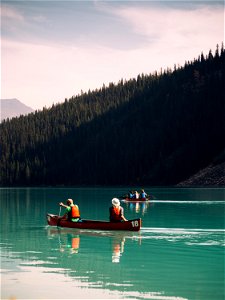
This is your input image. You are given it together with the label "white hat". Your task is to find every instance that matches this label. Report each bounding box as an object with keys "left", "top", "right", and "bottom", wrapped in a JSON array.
[{"left": 112, "top": 198, "right": 120, "bottom": 207}]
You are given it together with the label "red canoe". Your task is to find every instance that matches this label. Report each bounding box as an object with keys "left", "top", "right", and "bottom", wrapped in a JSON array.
[
  {"left": 47, "top": 214, "right": 141, "bottom": 231},
  {"left": 121, "top": 197, "right": 150, "bottom": 202}
]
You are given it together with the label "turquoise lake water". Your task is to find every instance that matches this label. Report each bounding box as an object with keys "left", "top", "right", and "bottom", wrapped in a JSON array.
[{"left": 0, "top": 187, "right": 224, "bottom": 300}]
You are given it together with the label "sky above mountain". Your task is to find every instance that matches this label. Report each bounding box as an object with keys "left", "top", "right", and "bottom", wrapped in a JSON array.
[{"left": 1, "top": 0, "right": 224, "bottom": 110}]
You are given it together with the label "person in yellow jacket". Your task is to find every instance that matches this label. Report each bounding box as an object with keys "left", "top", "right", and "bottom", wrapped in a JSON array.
[{"left": 59, "top": 198, "right": 81, "bottom": 222}]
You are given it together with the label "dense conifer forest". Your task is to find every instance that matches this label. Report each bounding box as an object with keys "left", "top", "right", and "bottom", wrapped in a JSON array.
[{"left": 0, "top": 44, "right": 224, "bottom": 186}]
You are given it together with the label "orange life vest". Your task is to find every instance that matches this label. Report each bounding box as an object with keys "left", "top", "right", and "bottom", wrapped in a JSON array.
[
  {"left": 69, "top": 205, "right": 80, "bottom": 219},
  {"left": 110, "top": 206, "right": 121, "bottom": 221}
]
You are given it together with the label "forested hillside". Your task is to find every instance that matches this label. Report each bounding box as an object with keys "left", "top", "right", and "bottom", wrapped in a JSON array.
[{"left": 0, "top": 45, "right": 224, "bottom": 186}]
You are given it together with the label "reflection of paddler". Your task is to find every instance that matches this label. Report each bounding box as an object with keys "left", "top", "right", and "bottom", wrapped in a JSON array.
[
  {"left": 135, "top": 202, "right": 140, "bottom": 213},
  {"left": 68, "top": 234, "right": 80, "bottom": 254},
  {"left": 59, "top": 234, "right": 80, "bottom": 254},
  {"left": 127, "top": 201, "right": 150, "bottom": 215},
  {"left": 72, "top": 236, "right": 80, "bottom": 250},
  {"left": 112, "top": 237, "right": 125, "bottom": 263}
]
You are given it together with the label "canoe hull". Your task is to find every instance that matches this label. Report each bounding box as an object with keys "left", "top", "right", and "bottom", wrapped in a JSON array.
[
  {"left": 47, "top": 214, "right": 141, "bottom": 231},
  {"left": 121, "top": 198, "right": 150, "bottom": 203}
]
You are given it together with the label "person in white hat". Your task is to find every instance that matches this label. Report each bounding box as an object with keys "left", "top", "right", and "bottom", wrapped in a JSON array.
[{"left": 109, "top": 198, "right": 127, "bottom": 222}]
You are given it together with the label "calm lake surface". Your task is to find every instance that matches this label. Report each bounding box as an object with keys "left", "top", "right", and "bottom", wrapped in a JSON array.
[{"left": 1, "top": 187, "right": 224, "bottom": 300}]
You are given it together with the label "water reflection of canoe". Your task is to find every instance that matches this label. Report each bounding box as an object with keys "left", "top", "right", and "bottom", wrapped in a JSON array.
[
  {"left": 47, "top": 227, "right": 141, "bottom": 262},
  {"left": 47, "top": 214, "right": 141, "bottom": 231}
]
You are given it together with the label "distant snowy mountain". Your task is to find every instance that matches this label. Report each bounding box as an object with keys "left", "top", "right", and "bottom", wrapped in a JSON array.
[{"left": 0, "top": 99, "right": 34, "bottom": 122}]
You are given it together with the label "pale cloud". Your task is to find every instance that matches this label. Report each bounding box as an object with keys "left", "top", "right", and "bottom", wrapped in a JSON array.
[
  {"left": 108, "top": 3, "right": 224, "bottom": 51},
  {"left": 1, "top": 4, "right": 24, "bottom": 22}
]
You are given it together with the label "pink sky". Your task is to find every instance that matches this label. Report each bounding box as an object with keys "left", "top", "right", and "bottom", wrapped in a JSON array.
[{"left": 1, "top": 1, "right": 224, "bottom": 110}]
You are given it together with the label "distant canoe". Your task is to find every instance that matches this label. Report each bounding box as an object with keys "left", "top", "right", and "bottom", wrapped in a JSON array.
[
  {"left": 47, "top": 214, "right": 141, "bottom": 231},
  {"left": 121, "top": 198, "right": 150, "bottom": 203},
  {"left": 120, "top": 195, "right": 150, "bottom": 201}
]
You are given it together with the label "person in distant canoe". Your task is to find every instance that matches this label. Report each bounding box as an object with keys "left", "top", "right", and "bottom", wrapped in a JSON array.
[
  {"left": 128, "top": 191, "right": 135, "bottom": 199},
  {"left": 59, "top": 198, "right": 81, "bottom": 222},
  {"left": 109, "top": 198, "right": 127, "bottom": 222},
  {"left": 140, "top": 189, "right": 148, "bottom": 200},
  {"left": 134, "top": 191, "right": 140, "bottom": 199}
]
